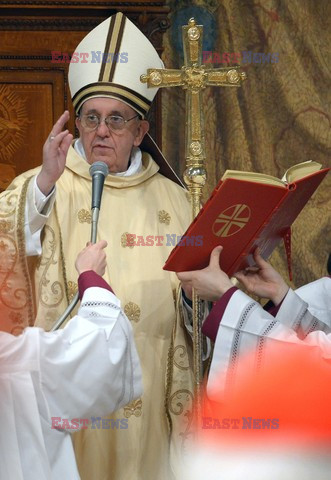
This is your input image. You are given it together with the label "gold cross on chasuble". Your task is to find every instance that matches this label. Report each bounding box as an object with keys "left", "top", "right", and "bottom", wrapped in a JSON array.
[{"left": 141, "top": 17, "right": 247, "bottom": 426}]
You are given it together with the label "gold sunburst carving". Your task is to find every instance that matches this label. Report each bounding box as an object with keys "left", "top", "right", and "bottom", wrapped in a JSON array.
[{"left": 0, "top": 85, "right": 29, "bottom": 163}]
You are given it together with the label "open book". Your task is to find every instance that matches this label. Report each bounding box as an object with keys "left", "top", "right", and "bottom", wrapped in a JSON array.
[
  {"left": 163, "top": 161, "right": 329, "bottom": 278},
  {"left": 222, "top": 160, "right": 323, "bottom": 186}
]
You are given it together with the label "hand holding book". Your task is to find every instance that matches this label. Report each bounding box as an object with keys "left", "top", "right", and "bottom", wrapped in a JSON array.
[
  {"left": 164, "top": 161, "right": 330, "bottom": 279},
  {"left": 176, "top": 246, "right": 289, "bottom": 305},
  {"left": 234, "top": 248, "right": 289, "bottom": 305},
  {"left": 177, "top": 246, "right": 233, "bottom": 302}
]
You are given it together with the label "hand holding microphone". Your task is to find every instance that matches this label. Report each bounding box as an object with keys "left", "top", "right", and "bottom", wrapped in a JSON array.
[
  {"left": 75, "top": 240, "right": 108, "bottom": 276},
  {"left": 52, "top": 161, "right": 109, "bottom": 330}
]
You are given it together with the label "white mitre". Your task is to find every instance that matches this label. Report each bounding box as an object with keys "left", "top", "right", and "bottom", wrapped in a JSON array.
[
  {"left": 68, "top": 11, "right": 164, "bottom": 118},
  {"left": 68, "top": 12, "right": 183, "bottom": 186}
]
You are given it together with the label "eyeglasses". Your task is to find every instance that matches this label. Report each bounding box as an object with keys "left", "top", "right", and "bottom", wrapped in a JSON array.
[{"left": 79, "top": 113, "right": 139, "bottom": 132}]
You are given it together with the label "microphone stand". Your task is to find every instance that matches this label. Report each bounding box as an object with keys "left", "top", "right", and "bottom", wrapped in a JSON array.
[{"left": 51, "top": 161, "right": 109, "bottom": 331}]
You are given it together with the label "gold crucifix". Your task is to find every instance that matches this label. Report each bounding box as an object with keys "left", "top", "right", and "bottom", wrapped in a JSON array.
[{"left": 141, "top": 17, "right": 246, "bottom": 422}]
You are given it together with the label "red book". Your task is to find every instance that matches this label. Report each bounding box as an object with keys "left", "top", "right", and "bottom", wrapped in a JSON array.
[{"left": 164, "top": 161, "right": 330, "bottom": 277}]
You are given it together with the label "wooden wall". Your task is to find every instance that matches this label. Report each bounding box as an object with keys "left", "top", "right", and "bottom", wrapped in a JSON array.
[{"left": 0, "top": 0, "right": 169, "bottom": 189}]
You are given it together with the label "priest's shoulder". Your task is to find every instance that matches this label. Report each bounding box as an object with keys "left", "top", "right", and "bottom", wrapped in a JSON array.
[
  {"left": 296, "top": 276, "right": 331, "bottom": 293},
  {"left": 295, "top": 277, "right": 331, "bottom": 307},
  {"left": 141, "top": 147, "right": 188, "bottom": 200},
  {"left": 154, "top": 170, "right": 190, "bottom": 199}
]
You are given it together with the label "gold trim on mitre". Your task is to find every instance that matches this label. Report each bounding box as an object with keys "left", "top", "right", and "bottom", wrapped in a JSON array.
[
  {"left": 72, "top": 83, "right": 151, "bottom": 117},
  {"left": 98, "top": 11, "right": 125, "bottom": 83}
]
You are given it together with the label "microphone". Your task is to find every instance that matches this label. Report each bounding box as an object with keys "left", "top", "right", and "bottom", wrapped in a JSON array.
[
  {"left": 89, "top": 161, "right": 109, "bottom": 210},
  {"left": 51, "top": 161, "right": 109, "bottom": 331}
]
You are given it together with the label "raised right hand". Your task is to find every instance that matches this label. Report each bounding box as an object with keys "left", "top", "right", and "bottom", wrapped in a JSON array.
[
  {"left": 75, "top": 240, "right": 108, "bottom": 276},
  {"left": 234, "top": 248, "right": 289, "bottom": 305},
  {"left": 37, "top": 110, "right": 73, "bottom": 195}
]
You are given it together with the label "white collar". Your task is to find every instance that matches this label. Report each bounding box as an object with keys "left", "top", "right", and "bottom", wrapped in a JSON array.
[{"left": 74, "top": 138, "right": 142, "bottom": 177}]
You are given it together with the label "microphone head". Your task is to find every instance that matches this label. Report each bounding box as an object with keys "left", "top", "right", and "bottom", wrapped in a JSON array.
[
  {"left": 89, "top": 161, "right": 109, "bottom": 178},
  {"left": 89, "top": 161, "right": 109, "bottom": 210}
]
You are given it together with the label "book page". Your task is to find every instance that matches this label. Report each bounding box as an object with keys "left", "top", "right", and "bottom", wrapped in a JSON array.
[
  {"left": 221, "top": 170, "right": 286, "bottom": 187},
  {"left": 282, "top": 160, "right": 322, "bottom": 183},
  {"left": 221, "top": 160, "right": 323, "bottom": 187}
]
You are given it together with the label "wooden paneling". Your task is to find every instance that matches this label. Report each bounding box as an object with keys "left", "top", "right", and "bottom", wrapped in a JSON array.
[
  {"left": 0, "top": 1, "right": 169, "bottom": 189},
  {"left": 0, "top": 67, "right": 69, "bottom": 182}
]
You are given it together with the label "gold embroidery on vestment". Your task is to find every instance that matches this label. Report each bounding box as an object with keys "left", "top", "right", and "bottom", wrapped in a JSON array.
[
  {"left": 124, "top": 302, "right": 141, "bottom": 322},
  {"left": 173, "top": 345, "right": 191, "bottom": 370},
  {"left": 165, "top": 285, "right": 195, "bottom": 451},
  {"left": 158, "top": 210, "right": 171, "bottom": 225},
  {"left": 55, "top": 204, "right": 71, "bottom": 307},
  {"left": 121, "top": 232, "right": 134, "bottom": 248},
  {"left": 38, "top": 225, "right": 64, "bottom": 308},
  {"left": 9, "top": 310, "right": 23, "bottom": 325},
  {"left": 17, "top": 177, "right": 34, "bottom": 326},
  {"left": 67, "top": 281, "right": 78, "bottom": 302},
  {"left": 78, "top": 209, "right": 91, "bottom": 224},
  {"left": 123, "top": 398, "right": 142, "bottom": 418},
  {"left": 168, "top": 389, "right": 194, "bottom": 444},
  {"left": 0, "top": 220, "right": 13, "bottom": 234}
]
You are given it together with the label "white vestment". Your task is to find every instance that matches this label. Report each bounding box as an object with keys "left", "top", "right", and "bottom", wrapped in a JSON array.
[
  {"left": 2, "top": 143, "right": 194, "bottom": 480},
  {"left": 207, "top": 277, "right": 331, "bottom": 400},
  {"left": 0, "top": 286, "right": 142, "bottom": 480}
]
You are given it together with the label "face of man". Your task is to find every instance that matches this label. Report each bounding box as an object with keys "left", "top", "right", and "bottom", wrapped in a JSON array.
[{"left": 75, "top": 97, "right": 149, "bottom": 173}]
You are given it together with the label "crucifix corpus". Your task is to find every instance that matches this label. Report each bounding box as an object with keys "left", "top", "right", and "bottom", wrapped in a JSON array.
[{"left": 141, "top": 17, "right": 247, "bottom": 422}]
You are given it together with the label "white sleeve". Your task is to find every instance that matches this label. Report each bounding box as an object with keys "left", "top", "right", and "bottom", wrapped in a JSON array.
[
  {"left": 24, "top": 176, "right": 56, "bottom": 256},
  {"left": 207, "top": 289, "right": 331, "bottom": 401},
  {"left": 275, "top": 288, "right": 331, "bottom": 338},
  {"left": 37, "top": 286, "right": 142, "bottom": 428}
]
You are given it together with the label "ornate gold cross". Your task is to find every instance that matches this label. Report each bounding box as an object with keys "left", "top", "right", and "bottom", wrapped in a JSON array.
[
  {"left": 141, "top": 17, "right": 246, "bottom": 215},
  {"left": 141, "top": 17, "right": 246, "bottom": 423}
]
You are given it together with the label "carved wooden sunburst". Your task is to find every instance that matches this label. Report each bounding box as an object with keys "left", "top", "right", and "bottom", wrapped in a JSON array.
[{"left": 0, "top": 85, "right": 28, "bottom": 162}]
